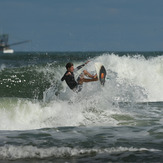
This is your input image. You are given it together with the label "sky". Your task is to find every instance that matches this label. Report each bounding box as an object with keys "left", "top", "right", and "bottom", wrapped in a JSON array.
[{"left": 0, "top": 0, "right": 163, "bottom": 52}]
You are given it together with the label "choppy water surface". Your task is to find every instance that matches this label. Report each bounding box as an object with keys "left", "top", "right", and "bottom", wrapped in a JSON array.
[{"left": 0, "top": 52, "right": 163, "bottom": 162}]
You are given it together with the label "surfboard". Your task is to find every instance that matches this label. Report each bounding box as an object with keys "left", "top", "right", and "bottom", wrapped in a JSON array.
[{"left": 94, "top": 62, "right": 106, "bottom": 85}]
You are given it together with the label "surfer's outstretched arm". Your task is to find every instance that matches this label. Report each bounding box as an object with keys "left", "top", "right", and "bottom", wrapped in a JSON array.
[{"left": 74, "top": 61, "right": 90, "bottom": 72}]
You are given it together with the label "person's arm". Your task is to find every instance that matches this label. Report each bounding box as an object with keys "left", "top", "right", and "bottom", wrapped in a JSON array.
[
  {"left": 74, "top": 61, "right": 90, "bottom": 72},
  {"left": 61, "top": 71, "right": 72, "bottom": 81},
  {"left": 61, "top": 75, "right": 65, "bottom": 81}
]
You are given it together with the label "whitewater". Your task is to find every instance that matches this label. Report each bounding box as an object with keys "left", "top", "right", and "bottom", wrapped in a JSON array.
[{"left": 0, "top": 52, "right": 163, "bottom": 162}]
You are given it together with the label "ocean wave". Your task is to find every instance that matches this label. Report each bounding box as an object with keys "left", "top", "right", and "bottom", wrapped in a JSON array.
[
  {"left": 1, "top": 52, "right": 163, "bottom": 101},
  {"left": 1, "top": 52, "right": 163, "bottom": 130},
  {"left": 0, "top": 145, "right": 161, "bottom": 160}
]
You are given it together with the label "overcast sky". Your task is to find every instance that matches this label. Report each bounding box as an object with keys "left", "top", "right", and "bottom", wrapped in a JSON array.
[{"left": 0, "top": 0, "right": 163, "bottom": 52}]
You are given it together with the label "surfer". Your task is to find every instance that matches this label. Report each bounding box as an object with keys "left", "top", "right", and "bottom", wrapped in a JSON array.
[{"left": 61, "top": 61, "right": 98, "bottom": 92}]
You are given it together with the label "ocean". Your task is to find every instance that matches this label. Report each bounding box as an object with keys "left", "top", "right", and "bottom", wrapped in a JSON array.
[{"left": 0, "top": 51, "right": 163, "bottom": 162}]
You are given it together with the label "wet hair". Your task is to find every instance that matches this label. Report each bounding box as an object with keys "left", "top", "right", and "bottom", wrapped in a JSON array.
[{"left": 66, "top": 62, "right": 73, "bottom": 70}]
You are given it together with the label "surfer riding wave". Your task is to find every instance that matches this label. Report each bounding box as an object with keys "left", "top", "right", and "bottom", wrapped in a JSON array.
[{"left": 61, "top": 61, "right": 98, "bottom": 92}]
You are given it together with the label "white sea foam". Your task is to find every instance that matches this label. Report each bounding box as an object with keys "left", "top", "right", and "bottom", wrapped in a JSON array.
[
  {"left": 97, "top": 53, "right": 163, "bottom": 101},
  {"left": 0, "top": 145, "right": 160, "bottom": 160},
  {"left": 0, "top": 96, "right": 117, "bottom": 130}
]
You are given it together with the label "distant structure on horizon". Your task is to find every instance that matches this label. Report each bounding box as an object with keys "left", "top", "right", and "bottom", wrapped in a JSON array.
[{"left": 0, "top": 34, "right": 30, "bottom": 53}]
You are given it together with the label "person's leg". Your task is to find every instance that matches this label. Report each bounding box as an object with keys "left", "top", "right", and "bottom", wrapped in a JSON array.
[
  {"left": 83, "top": 78, "right": 98, "bottom": 82},
  {"left": 83, "top": 70, "right": 97, "bottom": 78},
  {"left": 78, "top": 76, "right": 98, "bottom": 84},
  {"left": 77, "top": 70, "right": 98, "bottom": 84}
]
